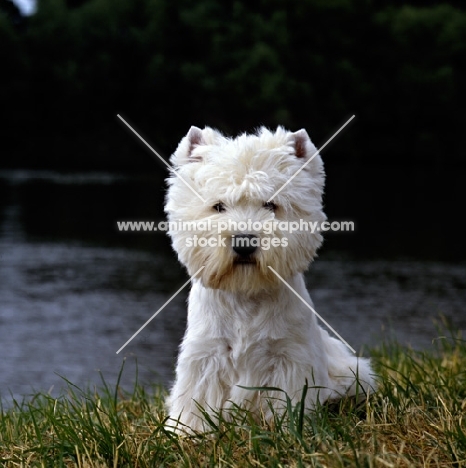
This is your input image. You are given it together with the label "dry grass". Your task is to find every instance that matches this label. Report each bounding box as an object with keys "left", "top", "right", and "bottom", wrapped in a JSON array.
[{"left": 1, "top": 327, "right": 465, "bottom": 467}]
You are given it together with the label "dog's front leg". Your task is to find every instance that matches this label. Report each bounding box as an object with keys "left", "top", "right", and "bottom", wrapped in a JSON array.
[
  {"left": 226, "top": 344, "right": 330, "bottom": 423},
  {"left": 167, "top": 339, "right": 232, "bottom": 433}
]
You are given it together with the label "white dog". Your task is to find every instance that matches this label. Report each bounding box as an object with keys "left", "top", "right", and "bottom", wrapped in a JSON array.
[{"left": 165, "top": 126, "right": 376, "bottom": 432}]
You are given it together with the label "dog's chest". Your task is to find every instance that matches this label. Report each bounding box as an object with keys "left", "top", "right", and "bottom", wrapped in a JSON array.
[{"left": 222, "top": 303, "right": 301, "bottom": 359}]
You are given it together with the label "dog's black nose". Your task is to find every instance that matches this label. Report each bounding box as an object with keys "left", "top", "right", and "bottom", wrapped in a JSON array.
[{"left": 232, "top": 234, "right": 258, "bottom": 257}]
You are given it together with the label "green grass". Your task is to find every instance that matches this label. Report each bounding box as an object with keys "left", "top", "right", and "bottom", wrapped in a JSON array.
[{"left": 1, "top": 329, "right": 466, "bottom": 467}]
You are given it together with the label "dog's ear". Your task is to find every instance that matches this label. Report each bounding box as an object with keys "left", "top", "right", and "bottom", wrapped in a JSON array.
[
  {"left": 172, "top": 126, "right": 221, "bottom": 166},
  {"left": 186, "top": 126, "right": 204, "bottom": 162},
  {"left": 289, "top": 129, "right": 324, "bottom": 185},
  {"left": 291, "top": 129, "right": 314, "bottom": 159}
]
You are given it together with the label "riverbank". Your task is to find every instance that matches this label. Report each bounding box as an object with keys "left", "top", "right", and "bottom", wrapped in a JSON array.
[{"left": 1, "top": 331, "right": 465, "bottom": 467}]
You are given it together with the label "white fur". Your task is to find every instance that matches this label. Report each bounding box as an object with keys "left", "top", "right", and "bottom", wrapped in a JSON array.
[{"left": 165, "top": 126, "right": 376, "bottom": 433}]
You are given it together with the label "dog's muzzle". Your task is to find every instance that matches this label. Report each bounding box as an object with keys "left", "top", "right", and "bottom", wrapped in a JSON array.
[{"left": 231, "top": 234, "right": 258, "bottom": 261}]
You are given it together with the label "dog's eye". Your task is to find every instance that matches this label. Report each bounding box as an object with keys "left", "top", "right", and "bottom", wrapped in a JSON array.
[
  {"left": 263, "top": 201, "right": 277, "bottom": 211},
  {"left": 213, "top": 202, "right": 225, "bottom": 213}
]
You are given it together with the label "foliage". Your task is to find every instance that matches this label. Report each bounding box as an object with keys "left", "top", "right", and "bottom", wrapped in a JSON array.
[{"left": 0, "top": 0, "right": 465, "bottom": 169}]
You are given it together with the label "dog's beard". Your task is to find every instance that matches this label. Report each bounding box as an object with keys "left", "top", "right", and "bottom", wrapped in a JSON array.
[
  {"left": 202, "top": 256, "right": 279, "bottom": 293},
  {"left": 175, "top": 232, "right": 319, "bottom": 295},
  {"left": 170, "top": 225, "right": 322, "bottom": 295}
]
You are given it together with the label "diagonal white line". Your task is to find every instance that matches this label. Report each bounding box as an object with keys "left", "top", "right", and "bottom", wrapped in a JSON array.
[
  {"left": 116, "top": 266, "right": 205, "bottom": 354},
  {"left": 117, "top": 114, "right": 206, "bottom": 203},
  {"left": 267, "top": 266, "right": 356, "bottom": 354},
  {"left": 267, "top": 115, "right": 355, "bottom": 202}
]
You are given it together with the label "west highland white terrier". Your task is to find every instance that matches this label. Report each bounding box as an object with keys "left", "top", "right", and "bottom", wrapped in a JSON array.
[{"left": 165, "top": 126, "right": 376, "bottom": 432}]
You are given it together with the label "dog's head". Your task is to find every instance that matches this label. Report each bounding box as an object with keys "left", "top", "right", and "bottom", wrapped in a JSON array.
[{"left": 165, "top": 126, "right": 326, "bottom": 295}]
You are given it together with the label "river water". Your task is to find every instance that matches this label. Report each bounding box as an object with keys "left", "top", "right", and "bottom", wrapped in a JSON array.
[{"left": 0, "top": 171, "right": 465, "bottom": 403}]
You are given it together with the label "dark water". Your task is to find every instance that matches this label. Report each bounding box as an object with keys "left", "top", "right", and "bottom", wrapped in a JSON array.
[{"left": 0, "top": 170, "right": 465, "bottom": 403}]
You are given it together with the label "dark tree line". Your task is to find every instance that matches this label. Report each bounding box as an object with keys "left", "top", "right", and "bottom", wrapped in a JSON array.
[{"left": 1, "top": 0, "right": 465, "bottom": 170}]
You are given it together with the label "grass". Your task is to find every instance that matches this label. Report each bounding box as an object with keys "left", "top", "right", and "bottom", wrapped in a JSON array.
[{"left": 1, "top": 328, "right": 465, "bottom": 467}]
